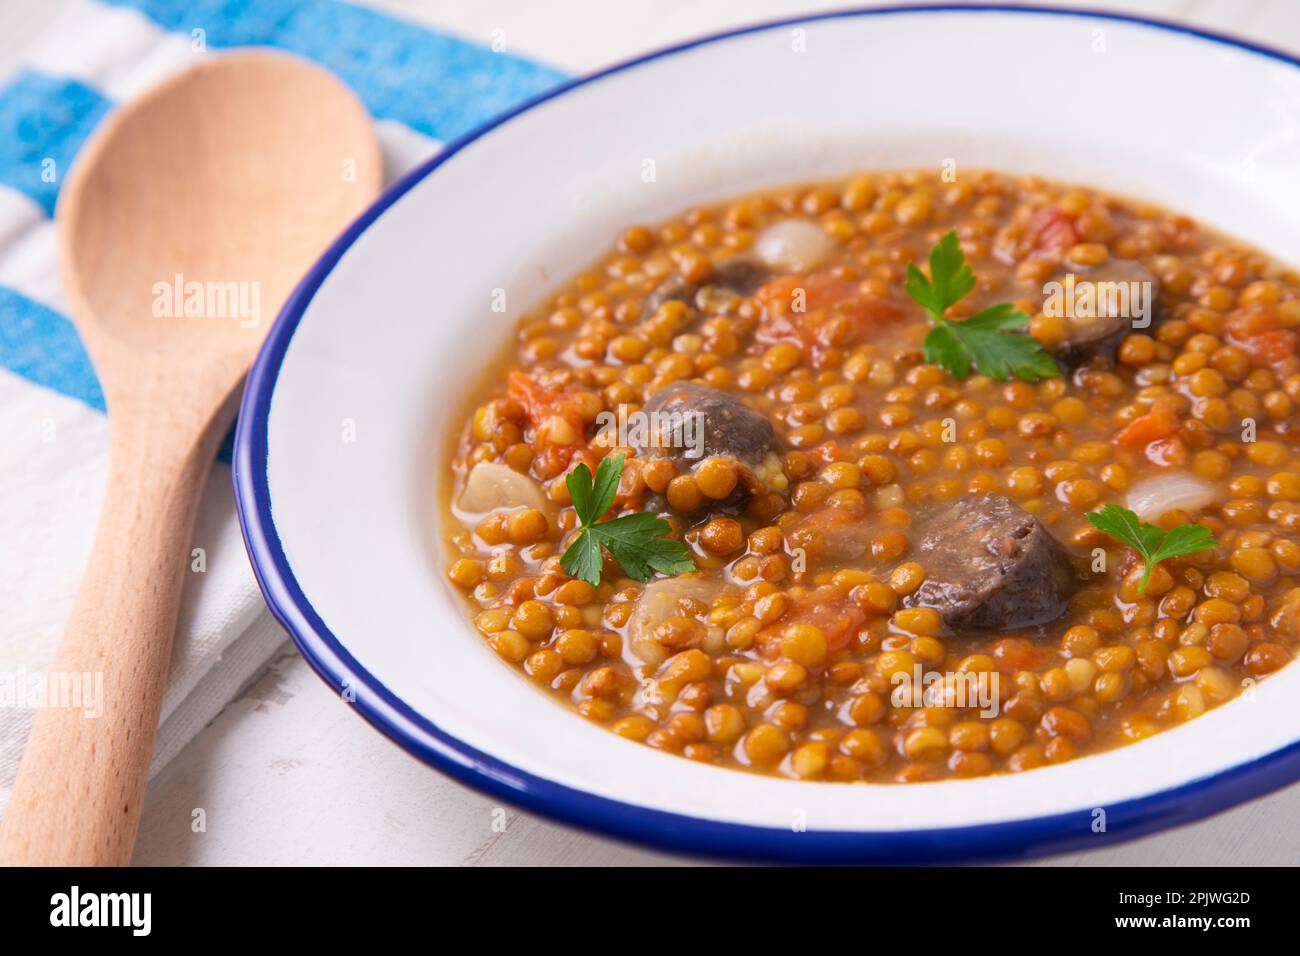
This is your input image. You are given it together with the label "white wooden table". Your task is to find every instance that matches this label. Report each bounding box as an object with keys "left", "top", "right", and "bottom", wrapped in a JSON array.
[{"left": 6, "top": 0, "right": 1300, "bottom": 866}]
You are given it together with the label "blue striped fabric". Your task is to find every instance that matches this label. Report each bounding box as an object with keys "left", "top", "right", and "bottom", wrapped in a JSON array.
[
  {"left": 102, "top": 0, "right": 567, "bottom": 141},
  {"left": 0, "top": 287, "right": 105, "bottom": 411},
  {"left": 0, "top": 0, "right": 567, "bottom": 416},
  {"left": 0, "top": 71, "right": 113, "bottom": 216}
]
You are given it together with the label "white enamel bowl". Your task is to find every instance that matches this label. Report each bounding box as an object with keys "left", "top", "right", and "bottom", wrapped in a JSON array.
[{"left": 234, "top": 6, "right": 1300, "bottom": 863}]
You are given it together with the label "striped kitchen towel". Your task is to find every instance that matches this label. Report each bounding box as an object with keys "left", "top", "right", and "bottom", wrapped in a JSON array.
[{"left": 0, "top": 0, "right": 566, "bottom": 813}]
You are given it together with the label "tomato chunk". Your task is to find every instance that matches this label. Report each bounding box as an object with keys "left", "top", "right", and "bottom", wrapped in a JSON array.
[
  {"left": 1225, "top": 304, "right": 1298, "bottom": 365},
  {"left": 755, "top": 272, "right": 904, "bottom": 352},
  {"left": 1031, "top": 208, "right": 1079, "bottom": 258},
  {"left": 1244, "top": 329, "right": 1299, "bottom": 364},
  {"left": 1114, "top": 407, "right": 1177, "bottom": 448},
  {"left": 786, "top": 592, "right": 865, "bottom": 652},
  {"left": 507, "top": 370, "right": 587, "bottom": 478},
  {"left": 992, "top": 637, "right": 1048, "bottom": 671},
  {"left": 507, "top": 369, "right": 560, "bottom": 420}
]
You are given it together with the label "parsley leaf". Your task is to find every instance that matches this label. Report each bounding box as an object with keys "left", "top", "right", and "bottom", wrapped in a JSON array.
[
  {"left": 920, "top": 322, "right": 971, "bottom": 380},
  {"left": 905, "top": 229, "right": 974, "bottom": 316},
  {"left": 588, "top": 512, "right": 696, "bottom": 581},
  {"left": 908, "top": 230, "right": 1061, "bottom": 383},
  {"left": 1151, "top": 523, "right": 1220, "bottom": 563},
  {"left": 567, "top": 453, "right": 621, "bottom": 526},
  {"left": 560, "top": 530, "right": 605, "bottom": 587},
  {"left": 1085, "top": 503, "right": 1218, "bottom": 593},
  {"left": 560, "top": 454, "right": 695, "bottom": 586},
  {"left": 943, "top": 304, "right": 1063, "bottom": 383}
]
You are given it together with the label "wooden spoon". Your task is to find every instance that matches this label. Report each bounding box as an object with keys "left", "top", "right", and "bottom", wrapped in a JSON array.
[{"left": 0, "top": 50, "right": 381, "bottom": 865}]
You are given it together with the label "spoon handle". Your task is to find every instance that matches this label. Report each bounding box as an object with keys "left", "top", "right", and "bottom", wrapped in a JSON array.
[{"left": 0, "top": 403, "right": 227, "bottom": 866}]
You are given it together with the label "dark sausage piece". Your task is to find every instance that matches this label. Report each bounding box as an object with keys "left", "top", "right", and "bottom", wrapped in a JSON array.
[
  {"left": 908, "top": 495, "right": 1076, "bottom": 631},
  {"left": 645, "top": 259, "right": 770, "bottom": 313},
  {"left": 644, "top": 273, "right": 696, "bottom": 313},
  {"left": 639, "top": 382, "right": 775, "bottom": 468},
  {"left": 708, "top": 259, "right": 771, "bottom": 296},
  {"left": 1047, "top": 259, "right": 1160, "bottom": 367}
]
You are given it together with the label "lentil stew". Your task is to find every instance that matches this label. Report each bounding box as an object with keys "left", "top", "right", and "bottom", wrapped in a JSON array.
[{"left": 443, "top": 168, "right": 1300, "bottom": 783}]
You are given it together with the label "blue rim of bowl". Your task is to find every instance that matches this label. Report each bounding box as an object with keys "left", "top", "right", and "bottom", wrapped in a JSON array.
[{"left": 233, "top": 3, "right": 1300, "bottom": 864}]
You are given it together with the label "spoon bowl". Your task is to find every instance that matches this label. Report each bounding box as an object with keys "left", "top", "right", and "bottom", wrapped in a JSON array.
[{"left": 63, "top": 50, "right": 378, "bottom": 363}]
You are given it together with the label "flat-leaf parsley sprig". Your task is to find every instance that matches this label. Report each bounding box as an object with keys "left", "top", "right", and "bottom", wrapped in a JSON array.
[
  {"left": 560, "top": 453, "right": 695, "bottom": 587},
  {"left": 1085, "top": 503, "right": 1218, "bottom": 593},
  {"left": 906, "top": 230, "right": 1061, "bottom": 382}
]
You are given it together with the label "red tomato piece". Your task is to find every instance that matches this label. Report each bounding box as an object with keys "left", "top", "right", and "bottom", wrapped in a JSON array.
[
  {"left": 992, "top": 637, "right": 1047, "bottom": 671},
  {"left": 755, "top": 272, "right": 904, "bottom": 352},
  {"left": 1114, "top": 407, "right": 1177, "bottom": 447},
  {"left": 1031, "top": 208, "right": 1079, "bottom": 257}
]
